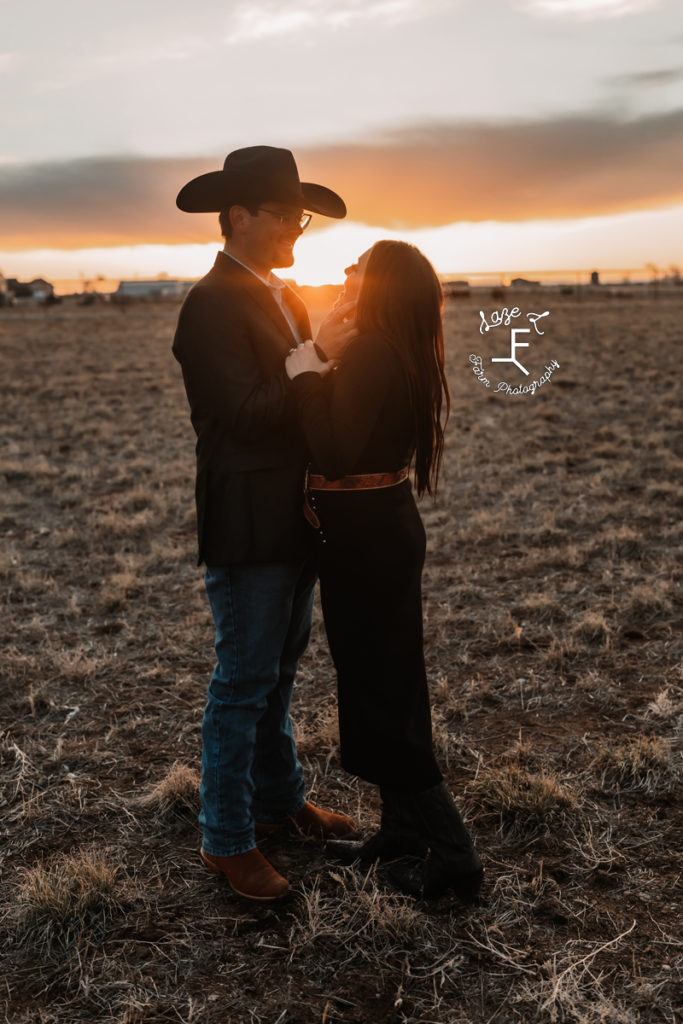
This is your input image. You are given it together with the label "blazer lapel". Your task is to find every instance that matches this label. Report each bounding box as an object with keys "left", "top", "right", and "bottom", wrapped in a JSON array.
[
  {"left": 283, "top": 284, "right": 312, "bottom": 342},
  {"left": 245, "top": 277, "right": 298, "bottom": 351},
  {"left": 211, "top": 251, "right": 303, "bottom": 353}
]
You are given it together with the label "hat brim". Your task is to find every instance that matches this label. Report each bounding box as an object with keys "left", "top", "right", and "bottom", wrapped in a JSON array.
[{"left": 176, "top": 172, "right": 346, "bottom": 219}]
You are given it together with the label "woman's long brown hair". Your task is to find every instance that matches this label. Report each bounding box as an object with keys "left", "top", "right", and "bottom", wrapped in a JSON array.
[{"left": 354, "top": 240, "right": 450, "bottom": 497}]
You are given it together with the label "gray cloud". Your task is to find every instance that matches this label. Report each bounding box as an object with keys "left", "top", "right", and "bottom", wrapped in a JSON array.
[
  {"left": 1, "top": 109, "right": 682, "bottom": 248},
  {"left": 0, "top": 155, "right": 221, "bottom": 248},
  {"left": 301, "top": 110, "right": 683, "bottom": 226},
  {"left": 605, "top": 66, "right": 683, "bottom": 87}
]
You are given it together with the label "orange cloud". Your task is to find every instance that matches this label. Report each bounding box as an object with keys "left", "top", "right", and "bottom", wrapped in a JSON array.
[
  {"left": 1, "top": 110, "right": 682, "bottom": 249},
  {"left": 306, "top": 111, "right": 683, "bottom": 226}
]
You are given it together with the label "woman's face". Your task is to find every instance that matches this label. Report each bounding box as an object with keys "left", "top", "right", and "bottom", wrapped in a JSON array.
[{"left": 340, "top": 247, "right": 372, "bottom": 304}]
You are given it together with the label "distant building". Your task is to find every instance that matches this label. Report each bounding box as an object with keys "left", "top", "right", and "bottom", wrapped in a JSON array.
[
  {"left": 28, "top": 278, "right": 55, "bottom": 300},
  {"left": 443, "top": 279, "right": 470, "bottom": 298},
  {"left": 5, "top": 277, "right": 55, "bottom": 301},
  {"left": 510, "top": 277, "right": 541, "bottom": 287},
  {"left": 590, "top": 271, "right": 600, "bottom": 286},
  {"left": 115, "top": 279, "right": 193, "bottom": 299}
]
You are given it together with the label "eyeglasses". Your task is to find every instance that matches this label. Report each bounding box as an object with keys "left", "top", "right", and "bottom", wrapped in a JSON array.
[{"left": 255, "top": 208, "right": 312, "bottom": 231}]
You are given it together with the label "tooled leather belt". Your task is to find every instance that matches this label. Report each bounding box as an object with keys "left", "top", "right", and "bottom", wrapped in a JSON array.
[
  {"left": 307, "top": 466, "right": 409, "bottom": 491},
  {"left": 304, "top": 465, "right": 410, "bottom": 530}
]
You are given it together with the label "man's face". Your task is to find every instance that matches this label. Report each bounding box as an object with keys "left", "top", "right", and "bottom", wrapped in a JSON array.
[{"left": 238, "top": 202, "right": 306, "bottom": 271}]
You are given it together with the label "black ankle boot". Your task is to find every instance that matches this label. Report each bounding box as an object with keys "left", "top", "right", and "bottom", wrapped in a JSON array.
[
  {"left": 384, "top": 782, "right": 483, "bottom": 903},
  {"left": 326, "top": 786, "right": 429, "bottom": 865}
]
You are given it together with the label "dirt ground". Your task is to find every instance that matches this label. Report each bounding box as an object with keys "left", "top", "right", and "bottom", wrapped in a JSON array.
[{"left": 1, "top": 286, "right": 681, "bottom": 1024}]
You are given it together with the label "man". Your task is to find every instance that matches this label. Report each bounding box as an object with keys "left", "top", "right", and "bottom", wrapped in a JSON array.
[{"left": 173, "top": 146, "right": 356, "bottom": 901}]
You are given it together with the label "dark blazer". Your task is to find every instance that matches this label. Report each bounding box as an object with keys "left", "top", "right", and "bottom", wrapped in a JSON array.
[{"left": 172, "top": 251, "right": 313, "bottom": 566}]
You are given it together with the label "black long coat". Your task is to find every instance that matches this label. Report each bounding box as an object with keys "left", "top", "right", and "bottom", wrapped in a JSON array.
[
  {"left": 289, "top": 333, "right": 443, "bottom": 791},
  {"left": 172, "top": 251, "right": 313, "bottom": 566}
]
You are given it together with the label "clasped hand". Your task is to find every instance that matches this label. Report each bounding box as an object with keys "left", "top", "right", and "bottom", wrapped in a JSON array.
[
  {"left": 285, "top": 300, "right": 358, "bottom": 379},
  {"left": 285, "top": 339, "right": 332, "bottom": 379}
]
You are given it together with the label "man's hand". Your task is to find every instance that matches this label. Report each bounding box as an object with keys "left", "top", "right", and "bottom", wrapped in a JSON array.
[
  {"left": 314, "top": 301, "right": 358, "bottom": 361},
  {"left": 285, "top": 340, "right": 334, "bottom": 380}
]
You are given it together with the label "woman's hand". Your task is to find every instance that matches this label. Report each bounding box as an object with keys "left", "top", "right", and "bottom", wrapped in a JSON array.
[
  {"left": 314, "top": 301, "right": 358, "bottom": 361},
  {"left": 285, "top": 340, "right": 333, "bottom": 380}
]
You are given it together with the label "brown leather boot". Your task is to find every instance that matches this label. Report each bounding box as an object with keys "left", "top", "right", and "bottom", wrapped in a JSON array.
[
  {"left": 200, "top": 848, "right": 289, "bottom": 901},
  {"left": 290, "top": 801, "right": 356, "bottom": 838},
  {"left": 255, "top": 802, "right": 356, "bottom": 840}
]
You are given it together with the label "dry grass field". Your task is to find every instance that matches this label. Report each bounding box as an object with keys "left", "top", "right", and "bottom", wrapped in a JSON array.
[{"left": 1, "top": 287, "right": 681, "bottom": 1024}]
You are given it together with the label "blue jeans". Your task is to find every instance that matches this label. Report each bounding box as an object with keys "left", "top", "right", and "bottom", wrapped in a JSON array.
[{"left": 200, "top": 559, "right": 316, "bottom": 857}]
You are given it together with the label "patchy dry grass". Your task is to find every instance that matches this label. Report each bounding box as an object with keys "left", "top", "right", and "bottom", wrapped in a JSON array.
[
  {"left": 469, "top": 764, "right": 580, "bottom": 832},
  {"left": 15, "top": 847, "right": 126, "bottom": 950},
  {"left": 1, "top": 293, "right": 681, "bottom": 1022},
  {"left": 591, "top": 736, "right": 680, "bottom": 794},
  {"left": 135, "top": 760, "right": 201, "bottom": 819},
  {"left": 572, "top": 611, "right": 612, "bottom": 648},
  {"left": 289, "top": 865, "right": 430, "bottom": 966},
  {"left": 622, "top": 583, "right": 674, "bottom": 622}
]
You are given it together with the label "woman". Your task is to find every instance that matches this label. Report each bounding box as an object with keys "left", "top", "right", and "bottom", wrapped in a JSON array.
[{"left": 285, "top": 241, "right": 482, "bottom": 902}]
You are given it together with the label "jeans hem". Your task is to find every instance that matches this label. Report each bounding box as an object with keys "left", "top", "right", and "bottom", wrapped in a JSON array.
[{"left": 202, "top": 839, "right": 257, "bottom": 858}]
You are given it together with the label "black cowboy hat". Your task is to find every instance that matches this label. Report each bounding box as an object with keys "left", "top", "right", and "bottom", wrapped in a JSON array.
[{"left": 176, "top": 145, "right": 346, "bottom": 218}]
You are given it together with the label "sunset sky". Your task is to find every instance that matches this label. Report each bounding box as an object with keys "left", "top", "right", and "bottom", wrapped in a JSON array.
[{"left": 1, "top": 0, "right": 682, "bottom": 287}]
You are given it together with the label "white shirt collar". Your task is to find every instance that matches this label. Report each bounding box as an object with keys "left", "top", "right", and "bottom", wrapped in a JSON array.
[
  {"left": 222, "top": 249, "right": 285, "bottom": 293},
  {"left": 222, "top": 249, "right": 303, "bottom": 345}
]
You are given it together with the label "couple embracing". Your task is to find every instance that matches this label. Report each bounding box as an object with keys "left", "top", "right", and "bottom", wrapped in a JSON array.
[{"left": 172, "top": 146, "right": 482, "bottom": 904}]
